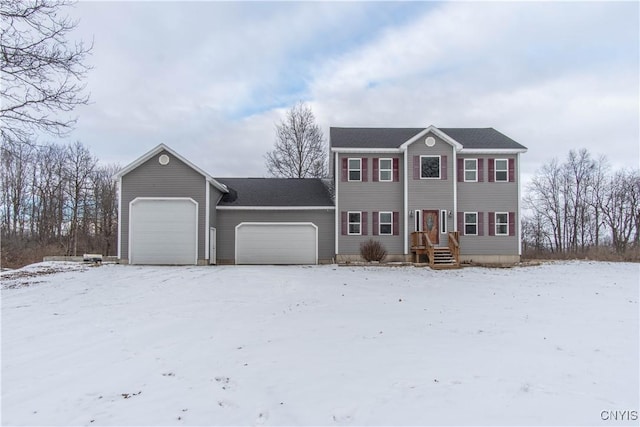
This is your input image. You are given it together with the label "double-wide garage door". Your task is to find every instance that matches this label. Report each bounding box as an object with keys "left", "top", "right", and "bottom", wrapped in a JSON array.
[
  {"left": 130, "top": 198, "right": 197, "bottom": 265},
  {"left": 236, "top": 223, "right": 317, "bottom": 265}
]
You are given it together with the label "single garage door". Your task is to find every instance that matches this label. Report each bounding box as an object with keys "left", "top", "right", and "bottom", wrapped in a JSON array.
[
  {"left": 130, "top": 198, "right": 198, "bottom": 265},
  {"left": 236, "top": 223, "right": 317, "bottom": 265}
]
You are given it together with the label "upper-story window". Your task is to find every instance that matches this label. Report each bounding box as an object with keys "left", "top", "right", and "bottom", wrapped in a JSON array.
[
  {"left": 420, "top": 155, "right": 440, "bottom": 179},
  {"left": 348, "top": 158, "right": 361, "bottom": 181},
  {"left": 495, "top": 159, "right": 508, "bottom": 182},
  {"left": 379, "top": 158, "right": 392, "bottom": 182},
  {"left": 464, "top": 159, "right": 477, "bottom": 182}
]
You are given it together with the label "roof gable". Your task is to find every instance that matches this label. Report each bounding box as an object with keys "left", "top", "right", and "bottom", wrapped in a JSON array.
[
  {"left": 114, "top": 144, "right": 228, "bottom": 193},
  {"left": 330, "top": 126, "right": 527, "bottom": 151}
]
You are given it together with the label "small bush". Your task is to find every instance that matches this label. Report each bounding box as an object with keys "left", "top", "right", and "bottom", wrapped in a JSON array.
[{"left": 360, "top": 239, "right": 388, "bottom": 262}]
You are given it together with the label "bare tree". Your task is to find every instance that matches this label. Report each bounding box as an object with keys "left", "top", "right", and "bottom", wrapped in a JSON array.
[
  {"left": 265, "top": 102, "right": 327, "bottom": 178},
  {"left": 0, "top": 0, "right": 92, "bottom": 146},
  {"left": 64, "top": 141, "right": 95, "bottom": 256}
]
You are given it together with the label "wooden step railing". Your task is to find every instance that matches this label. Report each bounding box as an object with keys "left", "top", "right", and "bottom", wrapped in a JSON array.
[{"left": 410, "top": 231, "right": 460, "bottom": 268}]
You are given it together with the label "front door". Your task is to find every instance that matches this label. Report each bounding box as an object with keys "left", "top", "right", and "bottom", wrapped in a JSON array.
[{"left": 423, "top": 210, "right": 439, "bottom": 244}]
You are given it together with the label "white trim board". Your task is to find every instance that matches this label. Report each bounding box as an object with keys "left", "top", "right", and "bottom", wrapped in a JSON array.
[{"left": 217, "top": 206, "right": 335, "bottom": 211}]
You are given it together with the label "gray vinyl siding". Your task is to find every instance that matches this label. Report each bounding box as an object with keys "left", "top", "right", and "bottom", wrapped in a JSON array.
[
  {"left": 407, "top": 132, "right": 456, "bottom": 246},
  {"left": 120, "top": 149, "right": 207, "bottom": 261},
  {"left": 336, "top": 154, "right": 404, "bottom": 255},
  {"left": 456, "top": 154, "right": 519, "bottom": 255},
  {"left": 216, "top": 209, "right": 335, "bottom": 263},
  {"left": 209, "top": 183, "right": 224, "bottom": 230}
]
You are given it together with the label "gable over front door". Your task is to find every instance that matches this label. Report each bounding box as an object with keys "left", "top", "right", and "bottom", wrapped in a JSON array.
[{"left": 423, "top": 210, "right": 439, "bottom": 245}]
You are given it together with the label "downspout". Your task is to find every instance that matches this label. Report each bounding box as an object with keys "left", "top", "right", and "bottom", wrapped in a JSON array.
[
  {"left": 334, "top": 151, "right": 339, "bottom": 259},
  {"left": 453, "top": 149, "right": 458, "bottom": 232},
  {"left": 403, "top": 147, "right": 408, "bottom": 255}
]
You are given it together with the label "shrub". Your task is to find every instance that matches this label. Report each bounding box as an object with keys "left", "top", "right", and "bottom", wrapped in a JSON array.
[{"left": 360, "top": 239, "right": 388, "bottom": 262}]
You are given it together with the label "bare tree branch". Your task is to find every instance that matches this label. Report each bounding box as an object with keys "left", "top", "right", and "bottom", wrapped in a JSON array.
[
  {"left": 265, "top": 102, "right": 327, "bottom": 178},
  {"left": 1, "top": 0, "right": 92, "bottom": 146}
]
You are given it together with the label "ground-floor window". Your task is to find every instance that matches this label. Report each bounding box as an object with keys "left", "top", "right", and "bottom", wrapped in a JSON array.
[
  {"left": 348, "top": 211, "right": 361, "bottom": 235},
  {"left": 464, "top": 212, "right": 477, "bottom": 235},
  {"left": 495, "top": 212, "right": 509, "bottom": 236}
]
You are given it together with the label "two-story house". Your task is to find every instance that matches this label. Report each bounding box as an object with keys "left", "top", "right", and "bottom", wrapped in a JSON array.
[
  {"left": 115, "top": 125, "right": 526, "bottom": 267},
  {"left": 330, "top": 126, "right": 527, "bottom": 265}
]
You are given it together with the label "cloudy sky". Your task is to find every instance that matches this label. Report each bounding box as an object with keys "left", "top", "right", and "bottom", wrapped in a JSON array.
[{"left": 64, "top": 1, "right": 639, "bottom": 183}]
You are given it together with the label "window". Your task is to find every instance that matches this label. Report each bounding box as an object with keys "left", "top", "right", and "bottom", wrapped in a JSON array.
[
  {"left": 464, "top": 159, "right": 477, "bottom": 182},
  {"left": 415, "top": 210, "right": 422, "bottom": 232},
  {"left": 420, "top": 156, "right": 440, "bottom": 179},
  {"left": 348, "top": 211, "right": 361, "bottom": 235},
  {"left": 464, "top": 212, "right": 478, "bottom": 235},
  {"left": 379, "top": 212, "right": 392, "bottom": 235},
  {"left": 495, "top": 212, "right": 508, "bottom": 236},
  {"left": 348, "top": 158, "right": 361, "bottom": 181},
  {"left": 440, "top": 210, "right": 447, "bottom": 234},
  {"left": 379, "top": 158, "right": 392, "bottom": 182},
  {"left": 495, "top": 159, "right": 508, "bottom": 182}
]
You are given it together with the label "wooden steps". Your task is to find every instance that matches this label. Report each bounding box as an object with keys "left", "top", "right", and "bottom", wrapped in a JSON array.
[{"left": 430, "top": 247, "right": 459, "bottom": 269}]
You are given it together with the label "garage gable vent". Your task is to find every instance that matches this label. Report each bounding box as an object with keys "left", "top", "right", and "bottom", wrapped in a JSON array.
[{"left": 159, "top": 154, "right": 170, "bottom": 165}]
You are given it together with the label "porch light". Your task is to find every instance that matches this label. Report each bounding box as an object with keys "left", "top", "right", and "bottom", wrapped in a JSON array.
[
  {"left": 448, "top": 211, "right": 452, "bottom": 218},
  {"left": 409, "top": 211, "right": 414, "bottom": 218}
]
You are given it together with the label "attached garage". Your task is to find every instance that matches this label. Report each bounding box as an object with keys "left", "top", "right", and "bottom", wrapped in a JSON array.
[
  {"left": 129, "top": 198, "right": 198, "bottom": 265},
  {"left": 235, "top": 222, "right": 317, "bottom": 265}
]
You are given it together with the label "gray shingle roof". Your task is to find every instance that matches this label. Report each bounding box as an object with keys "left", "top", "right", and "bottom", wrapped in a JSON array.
[
  {"left": 216, "top": 178, "right": 334, "bottom": 207},
  {"left": 330, "top": 127, "right": 526, "bottom": 150}
]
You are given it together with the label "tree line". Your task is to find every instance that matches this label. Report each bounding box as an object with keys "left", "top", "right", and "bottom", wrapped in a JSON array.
[
  {"left": 1, "top": 140, "right": 118, "bottom": 268},
  {"left": 523, "top": 148, "right": 639, "bottom": 259}
]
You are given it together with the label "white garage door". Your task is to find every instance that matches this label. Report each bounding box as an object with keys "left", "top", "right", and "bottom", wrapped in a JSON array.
[
  {"left": 130, "top": 198, "right": 198, "bottom": 265},
  {"left": 236, "top": 223, "right": 317, "bottom": 265}
]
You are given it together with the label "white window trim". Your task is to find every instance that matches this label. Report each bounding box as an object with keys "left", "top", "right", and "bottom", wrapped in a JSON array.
[
  {"left": 464, "top": 158, "right": 478, "bottom": 182},
  {"left": 495, "top": 158, "right": 508, "bottom": 182},
  {"left": 464, "top": 211, "right": 478, "bottom": 236},
  {"left": 379, "top": 158, "right": 393, "bottom": 182},
  {"left": 415, "top": 210, "right": 422, "bottom": 232},
  {"left": 348, "top": 158, "right": 362, "bottom": 182},
  {"left": 495, "top": 212, "right": 509, "bottom": 236},
  {"left": 420, "top": 155, "right": 441, "bottom": 180},
  {"left": 348, "top": 211, "right": 362, "bottom": 235},
  {"left": 440, "top": 209, "right": 447, "bottom": 234},
  {"left": 379, "top": 211, "right": 393, "bottom": 235}
]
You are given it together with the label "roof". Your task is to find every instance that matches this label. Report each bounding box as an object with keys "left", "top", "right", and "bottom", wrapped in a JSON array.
[
  {"left": 114, "top": 144, "right": 229, "bottom": 193},
  {"left": 330, "top": 127, "right": 527, "bottom": 151},
  {"left": 216, "top": 178, "right": 334, "bottom": 207}
]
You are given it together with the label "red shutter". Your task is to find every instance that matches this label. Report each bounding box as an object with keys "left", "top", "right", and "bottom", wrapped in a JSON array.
[
  {"left": 413, "top": 156, "right": 420, "bottom": 179},
  {"left": 393, "top": 211, "right": 399, "bottom": 235},
  {"left": 372, "top": 158, "right": 379, "bottom": 182},
  {"left": 457, "top": 212, "right": 464, "bottom": 235},
  {"left": 488, "top": 158, "right": 495, "bottom": 183},
  {"left": 372, "top": 211, "right": 379, "bottom": 236},
  {"left": 362, "top": 211, "right": 368, "bottom": 236},
  {"left": 457, "top": 158, "right": 464, "bottom": 182},
  {"left": 393, "top": 158, "right": 399, "bottom": 182},
  {"left": 341, "top": 211, "right": 347, "bottom": 235},
  {"left": 509, "top": 159, "right": 515, "bottom": 182},
  {"left": 341, "top": 158, "right": 348, "bottom": 182},
  {"left": 478, "top": 212, "right": 484, "bottom": 236},
  {"left": 478, "top": 158, "right": 484, "bottom": 182},
  {"left": 489, "top": 212, "right": 495, "bottom": 236},
  {"left": 362, "top": 158, "right": 368, "bottom": 182},
  {"left": 441, "top": 155, "right": 447, "bottom": 180},
  {"left": 509, "top": 211, "right": 516, "bottom": 236}
]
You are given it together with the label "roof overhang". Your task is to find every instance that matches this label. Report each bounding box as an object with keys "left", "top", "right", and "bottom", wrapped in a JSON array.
[
  {"left": 459, "top": 148, "right": 528, "bottom": 154},
  {"left": 399, "top": 125, "right": 464, "bottom": 151},
  {"left": 114, "top": 143, "right": 228, "bottom": 193},
  {"left": 330, "top": 148, "right": 401, "bottom": 154},
  {"left": 217, "top": 206, "right": 335, "bottom": 210}
]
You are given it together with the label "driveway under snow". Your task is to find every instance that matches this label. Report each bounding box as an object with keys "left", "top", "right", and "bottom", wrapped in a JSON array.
[{"left": 1, "top": 261, "right": 638, "bottom": 426}]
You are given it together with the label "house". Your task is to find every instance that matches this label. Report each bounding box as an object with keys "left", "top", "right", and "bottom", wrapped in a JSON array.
[
  {"left": 330, "top": 126, "right": 527, "bottom": 265},
  {"left": 115, "top": 125, "right": 526, "bottom": 266}
]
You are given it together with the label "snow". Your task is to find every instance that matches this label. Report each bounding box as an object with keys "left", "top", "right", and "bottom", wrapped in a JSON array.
[{"left": 1, "top": 261, "right": 638, "bottom": 426}]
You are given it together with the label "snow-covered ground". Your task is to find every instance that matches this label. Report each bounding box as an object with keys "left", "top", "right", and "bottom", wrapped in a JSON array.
[{"left": 1, "top": 261, "right": 638, "bottom": 426}]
